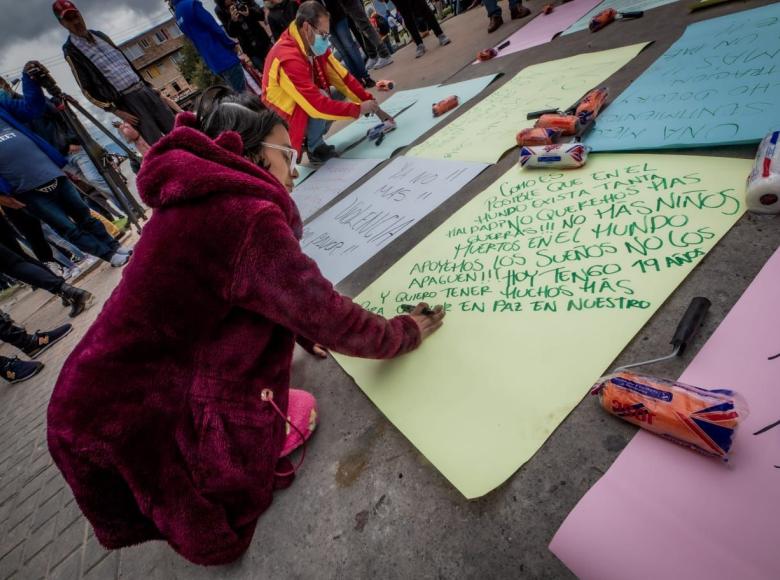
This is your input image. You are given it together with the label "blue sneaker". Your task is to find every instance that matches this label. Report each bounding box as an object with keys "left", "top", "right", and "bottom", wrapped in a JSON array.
[{"left": 2, "top": 358, "right": 44, "bottom": 384}]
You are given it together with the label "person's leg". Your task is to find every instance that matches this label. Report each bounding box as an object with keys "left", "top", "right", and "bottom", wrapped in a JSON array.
[
  {"left": 331, "top": 18, "right": 370, "bottom": 80},
  {"left": 0, "top": 243, "right": 65, "bottom": 294},
  {"left": 415, "top": 0, "right": 445, "bottom": 37},
  {"left": 118, "top": 88, "right": 176, "bottom": 146},
  {"left": 0, "top": 310, "right": 36, "bottom": 352},
  {"left": 482, "top": 0, "right": 500, "bottom": 17},
  {"left": 53, "top": 179, "right": 120, "bottom": 257},
  {"left": 17, "top": 179, "right": 117, "bottom": 261},
  {"left": 3, "top": 209, "right": 56, "bottom": 264},
  {"left": 394, "top": 0, "right": 424, "bottom": 46},
  {"left": 219, "top": 63, "right": 248, "bottom": 93},
  {"left": 0, "top": 214, "right": 34, "bottom": 260},
  {"left": 68, "top": 150, "right": 111, "bottom": 194},
  {"left": 306, "top": 116, "right": 330, "bottom": 153},
  {"left": 341, "top": 0, "right": 386, "bottom": 60}
]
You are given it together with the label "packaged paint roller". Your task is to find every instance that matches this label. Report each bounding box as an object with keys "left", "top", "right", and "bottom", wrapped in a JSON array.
[
  {"left": 519, "top": 143, "right": 589, "bottom": 168},
  {"left": 516, "top": 127, "right": 561, "bottom": 146},
  {"left": 591, "top": 372, "right": 747, "bottom": 462},
  {"left": 535, "top": 114, "right": 580, "bottom": 136},
  {"left": 745, "top": 130, "right": 780, "bottom": 214},
  {"left": 591, "top": 297, "right": 747, "bottom": 462},
  {"left": 575, "top": 87, "right": 609, "bottom": 125}
]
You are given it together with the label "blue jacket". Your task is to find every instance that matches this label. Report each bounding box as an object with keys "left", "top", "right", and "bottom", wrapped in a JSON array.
[
  {"left": 0, "top": 73, "right": 68, "bottom": 195},
  {"left": 173, "top": 0, "right": 240, "bottom": 75}
]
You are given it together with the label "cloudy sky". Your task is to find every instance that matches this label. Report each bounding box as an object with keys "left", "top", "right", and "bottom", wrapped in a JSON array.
[{"left": 0, "top": 0, "right": 217, "bottom": 125}]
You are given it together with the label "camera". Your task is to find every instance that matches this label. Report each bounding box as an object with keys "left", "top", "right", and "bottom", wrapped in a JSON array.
[
  {"left": 24, "top": 61, "right": 63, "bottom": 98},
  {"left": 234, "top": 0, "right": 248, "bottom": 10}
]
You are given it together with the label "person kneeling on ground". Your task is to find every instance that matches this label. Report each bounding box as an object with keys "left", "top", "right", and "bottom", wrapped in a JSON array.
[
  {"left": 262, "top": 1, "right": 393, "bottom": 163},
  {"left": 47, "top": 86, "right": 444, "bottom": 566}
]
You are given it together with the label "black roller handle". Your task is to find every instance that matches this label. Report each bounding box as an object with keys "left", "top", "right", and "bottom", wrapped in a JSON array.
[
  {"left": 671, "top": 297, "right": 711, "bottom": 355},
  {"left": 526, "top": 108, "right": 561, "bottom": 120},
  {"left": 620, "top": 11, "right": 645, "bottom": 19}
]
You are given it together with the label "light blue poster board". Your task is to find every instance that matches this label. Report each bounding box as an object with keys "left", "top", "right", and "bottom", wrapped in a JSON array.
[
  {"left": 294, "top": 165, "right": 316, "bottom": 185},
  {"left": 325, "top": 88, "right": 423, "bottom": 154},
  {"left": 327, "top": 74, "right": 500, "bottom": 160},
  {"left": 563, "top": 0, "right": 679, "bottom": 36},
  {"left": 586, "top": 3, "right": 780, "bottom": 151}
]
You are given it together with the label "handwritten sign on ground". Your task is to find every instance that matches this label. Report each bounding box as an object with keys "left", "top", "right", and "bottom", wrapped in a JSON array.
[
  {"left": 551, "top": 248, "right": 780, "bottom": 580},
  {"left": 478, "top": 0, "right": 602, "bottom": 60},
  {"left": 294, "top": 165, "right": 316, "bottom": 186},
  {"left": 409, "top": 43, "right": 649, "bottom": 163},
  {"left": 293, "top": 158, "right": 383, "bottom": 221},
  {"left": 587, "top": 3, "right": 780, "bottom": 151},
  {"left": 332, "top": 75, "right": 500, "bottom": 161},
  {"left": 301, "top": 156, "right": 487, "bottom": 284},
  {"left": 334, "top": 154, "right": 748, "bottom": 498},
  {"left": 563, "top": 0, "right": 679, "bottom": 36}
]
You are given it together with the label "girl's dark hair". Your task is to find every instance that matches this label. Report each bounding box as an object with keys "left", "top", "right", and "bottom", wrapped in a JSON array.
[{"left": 195, "top": 85, "right": 287, "bottom": 159}]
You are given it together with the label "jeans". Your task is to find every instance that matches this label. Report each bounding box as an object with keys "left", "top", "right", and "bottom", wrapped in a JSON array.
[
  {"left": 330, "top": 18, "right": 369, "bottom": 80},
  {"left": 68, "top": 150, "right": 110, "bottom": 194},
  {"left": 220, "top": 63, "right": 248, "bottom": 93},
  {"left": 306, "top": 90, "right": 346, "bottom": 151},
  {"left": 0, "top": 242, "right": 64, "bottom": 295},
  {"left": 483, "top": 0, "right": 519, "bottom": 17},
  {"left": 16, "top": 178, "right": 118, "bottom": 261}
]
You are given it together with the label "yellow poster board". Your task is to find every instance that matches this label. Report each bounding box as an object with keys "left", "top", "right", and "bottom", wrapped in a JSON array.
[
  {"left": 409, "top": 42, "right": 650, "bottom": 163},
  {"left": 334, "top": 155, "right": 749, "bottom": 498}
]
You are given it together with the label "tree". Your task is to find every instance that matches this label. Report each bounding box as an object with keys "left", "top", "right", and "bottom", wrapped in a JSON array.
[{"left": 177, "top": 39, "right": 219, "bottom": 90}]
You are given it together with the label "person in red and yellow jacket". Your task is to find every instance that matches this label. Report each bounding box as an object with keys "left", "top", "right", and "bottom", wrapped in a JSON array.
[{"left": 262, "top": 1, "right": 392, "bottom": 163}]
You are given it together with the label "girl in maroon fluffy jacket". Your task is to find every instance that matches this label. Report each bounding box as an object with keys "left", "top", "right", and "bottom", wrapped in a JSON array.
[{"left": 47, "top": 87, "right": 444, "bottom": 566}]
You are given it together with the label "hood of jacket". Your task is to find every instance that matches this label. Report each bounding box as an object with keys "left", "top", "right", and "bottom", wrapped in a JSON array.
[{"left": 137, "top": 111, "right": 301, "bottom": 235}]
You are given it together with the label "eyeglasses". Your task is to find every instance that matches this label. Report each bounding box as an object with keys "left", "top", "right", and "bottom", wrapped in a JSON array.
[
  {"left": 308, "top": 21, "right": 330, "bottom": 40},
  {"left": 260, "top": 142, "right": 298, "bottom": 175}
]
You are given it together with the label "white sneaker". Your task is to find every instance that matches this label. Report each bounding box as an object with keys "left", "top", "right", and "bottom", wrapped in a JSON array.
[
  {"left": 114, "top": 245, "right": 133, "bottom": 256},
  {"left": 80, "top": 256, "right": 99, "bottom": 269},
  {"left": 110, "top": 253, "right": 130, "bottom": 268},
  {"left": 365, "top": 57, "right": 378, "bottom": 70},
  {"left": 64, "top": 266, "right": 81, "bottom": 280},
  {"left": 373, "top": 56, "right": 394, "bottom": 69},
  {"left": 45, "top": 262, "right": 66, "bottom": 277}
]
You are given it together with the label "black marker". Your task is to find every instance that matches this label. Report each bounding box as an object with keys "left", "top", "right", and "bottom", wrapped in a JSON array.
[{"left": 400, "top": 304, "right": 436, "bottom": 315}]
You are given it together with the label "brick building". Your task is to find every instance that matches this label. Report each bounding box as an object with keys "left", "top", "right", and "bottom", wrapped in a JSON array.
[{"left": 118, "top": 18, "right": 195, "bottom": 105}]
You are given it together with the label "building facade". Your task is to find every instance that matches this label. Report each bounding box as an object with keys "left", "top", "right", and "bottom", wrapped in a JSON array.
[{"left": 118, "top": 19, "right": 195, "bottom": 104}]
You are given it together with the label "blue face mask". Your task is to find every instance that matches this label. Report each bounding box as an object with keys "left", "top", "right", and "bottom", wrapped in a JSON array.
[{"left": 311, "top": 31, "right": 330, "bottom": 56}]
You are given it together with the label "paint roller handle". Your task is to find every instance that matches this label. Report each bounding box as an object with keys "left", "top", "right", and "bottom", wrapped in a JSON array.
[
  {"left": 670, "top": 297, "right": 711, "bottom": 355},
  {"left": 620, "top": 10, "right": 644, "bottom": 19},
  {"left": 526, "top": 108, "right": 561, "bottom": 120}
]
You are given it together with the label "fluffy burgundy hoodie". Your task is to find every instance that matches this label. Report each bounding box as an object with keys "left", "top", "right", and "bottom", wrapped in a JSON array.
[{"left": 47, "top": 112, "right": 421, "bottom": 565}]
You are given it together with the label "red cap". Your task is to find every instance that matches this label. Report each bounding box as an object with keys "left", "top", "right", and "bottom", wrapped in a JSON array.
[{"left": 52, "top": 0, "right": 79, "bottom": 19}]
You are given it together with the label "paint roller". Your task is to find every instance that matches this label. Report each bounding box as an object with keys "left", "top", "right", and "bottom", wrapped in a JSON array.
[{"left": 591, "top": 297, "right": 749, "bottom": 462}]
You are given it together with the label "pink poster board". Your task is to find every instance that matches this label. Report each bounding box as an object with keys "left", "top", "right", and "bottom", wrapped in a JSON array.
[
  {"left": 476, "top": 0, "right": 603, "bottom": 62},
  {"left": 550, "top": 248, "right": 780, "bottom": 579}
]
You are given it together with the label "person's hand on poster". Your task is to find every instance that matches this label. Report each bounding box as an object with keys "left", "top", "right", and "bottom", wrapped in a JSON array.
[
  {"left": 408, "top": 302, "right": 445, "bottom": 341},
  {"left": 360, "top": 100, "right": 380, "bottom": 116},
  {"left": 376, "top": 107, "right": 394, "bottom": 125}
]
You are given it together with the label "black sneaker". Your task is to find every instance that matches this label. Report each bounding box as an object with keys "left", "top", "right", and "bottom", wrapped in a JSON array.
[
  {"left": 363, "top": 77, "right": 377, "bottom": 88},
  {"left": 23, "top": 324, "right": 73, "bottom": 359},
  {"left": 1, "top": 358, "right": 44, "bottom": 384},
  {"left": 307, "top": 144, "right": 338, "bottom": 164}
]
